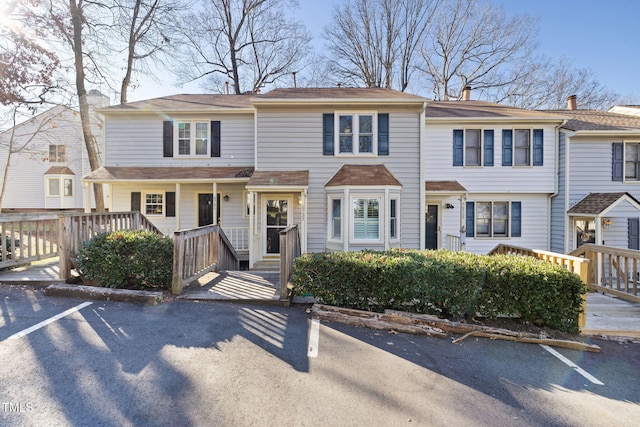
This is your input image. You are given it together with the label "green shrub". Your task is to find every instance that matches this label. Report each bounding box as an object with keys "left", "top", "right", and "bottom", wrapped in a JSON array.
[
  {"left": 292, "top": 249, "right": 585, "bottom": 333},
  {"left": 76, "top": 230, "right": 173, "bottom": 290}
]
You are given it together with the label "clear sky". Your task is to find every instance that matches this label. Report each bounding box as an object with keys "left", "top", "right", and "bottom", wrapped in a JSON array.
[{"left": 129, "top": 0, "right": 640, "bottom": 103}]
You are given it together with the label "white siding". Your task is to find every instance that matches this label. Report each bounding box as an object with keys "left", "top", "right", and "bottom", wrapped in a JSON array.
[
  {"left": 256, "top": 108, "right": 422, "bottom": 252},
  {"left": 104, "top": 113, "right": 255, "bottom": 167},
  {"left": 425, "top": 123, "right": 557, "bottom": 193}
]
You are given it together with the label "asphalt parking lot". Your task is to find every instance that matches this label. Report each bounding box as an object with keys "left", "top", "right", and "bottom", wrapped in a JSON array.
[{"left": 1, "top": 285, "right": 639, "bottom": 426}]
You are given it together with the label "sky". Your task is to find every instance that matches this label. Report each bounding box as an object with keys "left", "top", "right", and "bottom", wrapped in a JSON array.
[{"left": 97, "top": 0, "right": 640, "bottom": 103}]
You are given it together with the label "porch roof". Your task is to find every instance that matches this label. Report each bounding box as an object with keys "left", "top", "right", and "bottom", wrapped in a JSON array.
[
  {"left": 325, "top": 164, "right": 402, "bottom": 187},
  {"left": 425, "top": 180, "right": 467, "bottom": 193},
  {"left": 83, "top": 166, "right": 254, "bottom": 182},
  {"left": 568, "top": 192, "right": 640, "bottom": 215},
  {"left": 246, "top": 170, "right": 309, "bottom": 189}
]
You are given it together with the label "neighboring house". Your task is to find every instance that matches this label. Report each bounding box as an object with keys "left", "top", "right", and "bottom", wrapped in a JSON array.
[
  {"left": 86, "top": 88, "right": 428, "bottom": 267},
  {"left": 0, "top": 90, "right": 109, "bottom": 212},
  {"left": 549, "top": 103, "right": 640, "bottom": 253},
  {"left": 424, "top": 96, "right": 566, "bottom": 253}
]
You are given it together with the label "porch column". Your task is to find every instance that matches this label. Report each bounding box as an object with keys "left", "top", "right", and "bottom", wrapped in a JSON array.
[
  {"left": 83, "top": 181, "right": 91, "bottom": 213},
  {"left": 248, "top": 190, "right": 255, "bottom": 268},
  {"left": 384, "top": 188, "right": 390, "bottom": 250},
  {"left": 212, "top": 182, "right": 218, "bottom": 225},
  {"left": 175, "top": 183, "right": 181, "bottom": 230},
  {"left": 459, "top": 194, "right": 467, "bottom": 250},
  {"left": 302, "top": 189, "right": 308, "bottom": 253}
]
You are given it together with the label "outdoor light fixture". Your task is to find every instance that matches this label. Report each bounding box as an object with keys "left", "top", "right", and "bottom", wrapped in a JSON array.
[
  {"left": 223, "top": 194, "right": 230, "bottom": 202},
  {"left": 445, "top": 203, "right": 454, "bottom": 209},
  {"left": 602, "top": 218, "right": 612, "bottom": 229}
]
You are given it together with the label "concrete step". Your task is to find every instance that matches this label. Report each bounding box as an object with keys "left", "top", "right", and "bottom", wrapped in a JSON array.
[{"left": 251, "top": 260, "right": 280, "bottom": 271}]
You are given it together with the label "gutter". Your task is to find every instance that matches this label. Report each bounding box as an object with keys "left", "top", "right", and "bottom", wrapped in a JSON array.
[{"left": 548, "top": 119, "right": 567, "bottom": 251}]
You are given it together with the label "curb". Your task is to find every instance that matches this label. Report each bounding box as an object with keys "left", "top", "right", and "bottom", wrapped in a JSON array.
[{"left": 44, "top": 283, "right": 163, "bottom": 305}]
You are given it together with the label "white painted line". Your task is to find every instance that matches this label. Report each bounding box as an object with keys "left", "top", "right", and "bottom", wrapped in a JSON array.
[
  {"left": 307, "top": 318, "right": 320, "bottom": 358},
  {"left": 3, "top": 302, "right": 93, "bottom": 342},
  {"left": 540, "top": 344, "right": 604, "bottom": 385}
]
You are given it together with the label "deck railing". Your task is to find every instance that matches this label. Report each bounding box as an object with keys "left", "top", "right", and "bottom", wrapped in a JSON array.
[
  {"left": 172, "top": 224, "right": 239, "bottom": 295},
  {"left": 279, "top": 225, "right": 301, "bottom": 303},
  {"left": 489, "top": 243, "right": 590, "bottom": 327},
  {"left": 445, "top": 234, "right": 463, "bottom": 251},
  {"left": 58, "top": 211, "right": 161, "bottom": 280},
  {"left": 223, "top": 227, "right": 249, "bottom": 252},
  {"left": 571, "top": 244, "right": 640, "bottom": 303},
  {"left": 0, "top": 215, "right": 59, "bottom": 269}
]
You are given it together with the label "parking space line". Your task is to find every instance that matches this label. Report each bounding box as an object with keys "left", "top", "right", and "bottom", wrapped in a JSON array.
[
  {"left": 2, "top": 302, "right": 93, "bottom": 342},
  {"left": 540, "top": 344, "right": 604, "bottom": 385},
  {"left": 307, "top": 318, "right": 320, "bottom": 358}
]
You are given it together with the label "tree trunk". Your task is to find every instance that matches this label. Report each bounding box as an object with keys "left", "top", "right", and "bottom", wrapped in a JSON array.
[{"left": 70, "top": 0, "right": 105, "bottom": 211}]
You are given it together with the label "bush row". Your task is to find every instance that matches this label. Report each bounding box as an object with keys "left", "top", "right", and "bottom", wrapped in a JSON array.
[
  {"left": 76, "top": 230, "right": 173, "bottom": 290},
  {"left": 292, "top": 249, "right": 585, "bottom": 333}
]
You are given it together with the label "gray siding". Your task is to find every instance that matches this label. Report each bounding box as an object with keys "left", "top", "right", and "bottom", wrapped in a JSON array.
[
  {"left": 256, "top": 108, "right": 422, "bottom": 252},
  {"left": 550, "top": 131, "right": 567, "bottom": 252}
]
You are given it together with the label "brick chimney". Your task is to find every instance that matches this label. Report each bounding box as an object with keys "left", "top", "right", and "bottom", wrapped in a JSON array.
[
  {"left": 462, "top": 86, "right": 472, "bottom": 101},
  {"left": 567, "top": 95, "right": 577, "bottom": 110}
]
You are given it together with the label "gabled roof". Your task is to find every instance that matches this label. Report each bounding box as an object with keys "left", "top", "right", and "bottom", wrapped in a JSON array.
[
  {"left": 83, "top": 166, "right": 253, "bottom": 182},
  {"left": 426, "top": 101, "right": 564, "bottom": 122},
  {"left": 551, "top": 109, "right": 640, "bottom": 132},
  {"left": 425, "top": 180, "right": 467, "bottom": 192},
  {"left": 325, "top": 164, "right": 402, "bottom": 187},
  {"left": 44, "top": 166, "right": 75, "bottom": 175},
  {"left": 247, "top": 170, "right": 309, "bottom": 188},
  {"left": 101, "top": 94, "right": 254, "bottom": 114},
  {"left": 254, "top": 87, "right": 428, "bottom": 106},
  {"left": 567, "top": 192, "right": 640, "bottom": 215}
]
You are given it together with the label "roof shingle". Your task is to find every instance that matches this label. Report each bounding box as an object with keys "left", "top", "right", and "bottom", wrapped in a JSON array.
[
  {"left": 325, "top": 164, "right": 402, "bottom": 187},
  {"left": 567, "top": 192, "right": 640, "bottom": 215},
  {"left": 83, "top": 166, "right": 254, "bottom": 181}
]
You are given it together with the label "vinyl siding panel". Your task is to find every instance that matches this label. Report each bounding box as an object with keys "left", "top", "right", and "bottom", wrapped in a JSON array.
[
  {"left": 425, "top": 123, "right": 557, "bottom": 193},
  {"left": 256, "top": 109, "right": 422, "bottom": 252},
  {"left": 104, "top": 113, "right": 255, "bottom": 167},
  {"left": 550, "top": 132, "right": 567, "bottom": 252}
]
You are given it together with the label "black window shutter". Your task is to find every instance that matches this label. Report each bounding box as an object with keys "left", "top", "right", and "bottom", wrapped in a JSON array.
[
  {"left": 211, "top": 121, "right": 221, "bottom": 157},
  {"left": 131, "top": 192, "right": 141, "bottom": 212},
  {"left": 166, "top": 192, "right": 176, "bottom": 217},
  {"left": 453, "top": 130, "right": 464, "bottom": 166},
  {"left": 629, "top": 218, "right": 640, "bottom": 250},
  {"left": 163, "top": 121, "right": 173, "bottom": 157},
  {"left": 466, "top": 201, "right": 475, "bottom": 237},
  {"left": 612, "top": 143, "right": 624, "bottom": 181},
  {"left": 484, "top": 130, "right": 494, "bottom": 166},
  {"left": 502, "top": 130, "right": 513, "bottom": 166},
  {"left": 323, "top": 114, "right": 334, "bottom": 155},
  {"left": 378, "top": 113, "right": 389, "bottom": 155},
  {"left": 533, "top": 129, "right": 544, "bottom": 166},
  {"left": 511, "top": 201, "right": 522, "bottom": 237}
]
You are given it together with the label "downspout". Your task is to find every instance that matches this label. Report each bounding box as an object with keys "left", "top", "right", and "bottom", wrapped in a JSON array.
[
  {"left": 548, "top": 119, "right": 567, "bottom": 251},
  {"left": 420, "top": 102, "right": 427, "bottom": 249}
]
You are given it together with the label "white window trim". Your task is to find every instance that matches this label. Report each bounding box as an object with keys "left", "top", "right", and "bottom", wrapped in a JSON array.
[
  {"left": 174, "top": 120, "right": 210, "bottom": 158},
  {"left": 334, "top": 111, "right": 378, "bottom": 156},
  {"left": 327, "top": 195, "right": 343, "bottom": 243},
  {"left": 350, "top": 195, "right": 383, "bottom": 243},
  {"left": 474, "top": 201, "right": 511, "bottom": 239},
  {"left": 512, "top": 128, "right": 532, "bottom": 167},
  {"left": 389, "top": 197, "right": 400, "bottom": 242},
  {"left": 463, "top": 128, "right": 483, "bottom": 167},
  {"left": 48, "top": 144, "right": 66, "bottom": 163},
  {"left": 623, "top": 141, "right": 640, "bottom": 182},
  {"left": 143, "top": 191, "right": 165, "bottom": 216},
  {"left": 45, "top": 176, "right": 74, "bottom": 198}
]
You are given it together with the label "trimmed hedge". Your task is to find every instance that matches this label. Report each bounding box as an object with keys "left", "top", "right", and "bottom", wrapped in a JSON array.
[
  {"left": 292, "top": 249, "right": 585, "bottom": 333},
  {"left": 76, "top": 230, "right": 174, "bottom": 290}
]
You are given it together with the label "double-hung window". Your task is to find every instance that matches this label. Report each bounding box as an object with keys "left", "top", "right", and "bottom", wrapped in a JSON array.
[
  {"left": 389, "top": 198, "right": 398, "bottom": 240},
  {"left": 453, "top": 129, "right": 494, "bottom": 166},
  {"left": 625, "top": 143, "right": 640, "bottom": 180},
  {"left": 502, "top": 129, "right": 543, "bottom": 166},
  {"left": 47, "top": 177, "right": 73, "bottom": 197},
  {"left": 330, "top": 198, "right": 342, "bottom": 240},
  {"left": 466, "top": 201, "right": 521, "bottom": 238},
  {"left": 145, "top": 193, "right": 164, "bottom": 215},
  {"left": 49, "top": 144, "right": 66, "bottom": 162},
  {"left": 177, "top": 121, "right": 209, "bottom": 156},
  {"left": 514, "top": 129, "right": 531, "bottom": 166},
  {"left": 337, "top": 112, "right": 376, "bottom": 155}
]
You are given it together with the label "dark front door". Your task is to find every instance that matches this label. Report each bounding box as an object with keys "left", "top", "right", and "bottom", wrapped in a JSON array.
[
  {"left": 425, "top": 204, "right": 438, "bottom": 249},
  {"left": 198, "top": 193, "right": 221, "bottom": 226}
]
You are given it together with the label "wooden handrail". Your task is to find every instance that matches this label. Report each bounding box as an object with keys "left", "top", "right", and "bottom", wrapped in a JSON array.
[{"left": 279, "top": 225, "right": 301, "bottom": 304}]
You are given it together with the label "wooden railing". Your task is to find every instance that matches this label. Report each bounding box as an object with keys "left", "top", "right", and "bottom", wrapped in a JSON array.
[
  {"left": 0, "top": 215, "right": 59, "bottom": 269},
  {"left": 571, "top": 244, "right": 640, "bottom": 303},
  {"left": 172, "top": 224, "right": 239, "bottom": 295},
  {"left": 445, "top": 234, "right": 463, "bottom": 251},
  {"left": 223, "top": 227, "right": 249, "bottom": 252},
  {"left": 58, "top": 211, "right": 161, "bottom": 280},
  {"left": 279, "top": 225, "right": 301, "bottom": 303},
  {"left": 489, "top": 243, "right": 590, "bottom": 328}
]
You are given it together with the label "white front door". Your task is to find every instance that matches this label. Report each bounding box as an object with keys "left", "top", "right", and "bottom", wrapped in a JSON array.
[{"left": 263, "top": 196, "right": 292, "bottom": 255}]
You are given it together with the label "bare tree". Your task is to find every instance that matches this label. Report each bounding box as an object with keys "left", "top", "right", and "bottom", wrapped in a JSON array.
[
  {"left": 113, "top": 0, "right": 184, "bottom": 103},
  {"left": 0, "top": 0, "right": 59, "bottom": 105},
  {"left": 176, "top": 0, "right": 311, "bottom": 94},
  {"left": 323, "top": 0, "right": 439, "bottom": 91},
  {"left": 419, "top": 0, "right": 539, "bottom": 100}
]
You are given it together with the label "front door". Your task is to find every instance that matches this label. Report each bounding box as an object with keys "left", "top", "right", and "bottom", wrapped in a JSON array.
[
  {"left": 425, "top": 204, "right": 439, "bottom": 249},
  {"left": 575, "top": 218, "right": 596, "bottom": 248},
  {"left": 264, "top": 197, "right": 291, "bottom": 254},
  {"left": 198, "top": 193, "right": 221, "bottom": 227}
]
